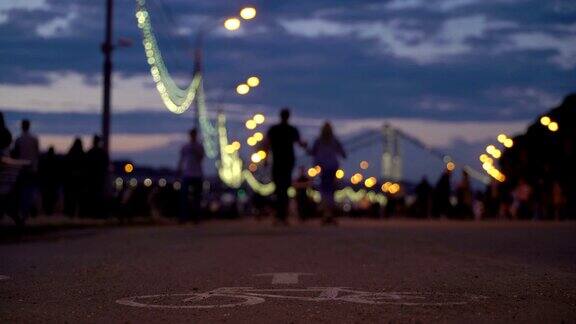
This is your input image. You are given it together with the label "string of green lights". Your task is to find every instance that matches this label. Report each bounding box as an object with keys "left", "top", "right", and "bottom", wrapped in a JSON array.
[
  {"left": 136, "top": 1, "right": 389, "bottom": 205},
  {"left": 136, "top": 0, "right": 200, "bottom": 114}
]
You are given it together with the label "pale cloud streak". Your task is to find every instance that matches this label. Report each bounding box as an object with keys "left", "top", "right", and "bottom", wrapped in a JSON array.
[
  {"left": 279, "top": 15, "right": 516, "bottom": 64},
  {"left": 0, "top": 0, "right": 47, "bottom": 12},
  {"left": 36, "top": 11, "right": 77, "bottom": 38},
  {"left": 502, "top": 32, "right": 576, "bottom": 69},
  {"left": 0, "top": 72, "right": 163, "bottom": 112},
  {"left": 383, "top": 0, "right": 517, "bottom": 12}
]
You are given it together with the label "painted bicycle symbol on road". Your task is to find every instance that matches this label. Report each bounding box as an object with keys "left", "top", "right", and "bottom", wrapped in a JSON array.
[{"left": 116, "top": 286, "right": 488, "bottom": 309}]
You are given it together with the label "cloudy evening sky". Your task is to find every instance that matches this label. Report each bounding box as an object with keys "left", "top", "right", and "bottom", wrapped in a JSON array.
[{"left": 1, "top": 0, "right": 575, "bottom": 181}]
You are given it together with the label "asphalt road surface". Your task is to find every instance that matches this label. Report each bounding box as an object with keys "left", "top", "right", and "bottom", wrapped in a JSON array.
[{"left": 1, "top": 219, "right": 575, "bottom": 323}]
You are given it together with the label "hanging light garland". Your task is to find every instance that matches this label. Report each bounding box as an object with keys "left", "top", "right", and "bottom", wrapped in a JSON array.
[{"left": 135, "top": 0, "right": 200, "bottom": 114}]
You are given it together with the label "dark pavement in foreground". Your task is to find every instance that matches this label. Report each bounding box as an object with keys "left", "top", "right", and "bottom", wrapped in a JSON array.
[{"left": 1, "top": 219, "right": 575, "bottom": 323}]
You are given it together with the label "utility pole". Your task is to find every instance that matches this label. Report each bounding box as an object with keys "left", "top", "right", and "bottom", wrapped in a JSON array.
[{"left": 101, "top": 0, "right": 114, "bottom": 156}]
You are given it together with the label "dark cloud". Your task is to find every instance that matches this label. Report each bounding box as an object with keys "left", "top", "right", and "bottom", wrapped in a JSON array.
[{"left": 0, "top": 0, "right": 574, "bottom": 121}]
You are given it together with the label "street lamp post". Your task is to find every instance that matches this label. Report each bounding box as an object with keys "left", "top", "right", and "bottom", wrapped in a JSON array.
[{"left": 101, "top": 0, "right": 114, "bottom": 157}]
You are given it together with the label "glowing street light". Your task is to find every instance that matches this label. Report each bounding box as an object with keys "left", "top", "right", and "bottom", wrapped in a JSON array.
[
  {"left": 247, "top": 76, "right": 260, "bottom": 87},
  {"left": 253, "top": 113, "right": 265, "bottom": 124},
  {"left": 479, "top": 154, "right": 493, "bottom": 164},
  {"left": 247, "top": 136, "right": 257, "bottom": 146},
  {"left": 253, "top": 132, "right": 264, "bottom": 141},
  {"left": 360, "top": 160, "right": 369, "bottom": 170},
  {"left": 307, "top": 167, "right": 318, "bottom": 177},
  {"left": 224, "top": 17, "right": 241, "bottom": 31},
  {"left": 446, "top": 161, "right": 456, "bottom": 171},
  {"left": 381, "top": 182, "right": 391, "bottom": 192},
  {"left": 335, "top": 169, "right": 345, "bottom": 179},
  {"left": 236, "top": 83, "right": 250, "bottom": 95},
  {"left": 240, "top": 7, "right": 257, "bottom": 20},
  {"left": 124, "top": 163, "right": 134, "bottom": 174},
  {"left": 251, "top": 152, "right": 262, "bottom": 163},
  {"left": 497, "top": 134, "right": 507, "bottom": 143},
  {"left": 486, "top": 145, "right": 501, "bottom": 159},
  {"left": 388, "top": 183, "right": 400, "bottom": 194},
  {"left": 548, "top": 121, "right": 559, "bottom": 132},
  {"left": 245, "top": 119, "right": 257, "bottom": 130},
  {"left": 350, "top": 173, "right": 363, "bottom": 185},
  {"left": 486, "top": 145, "right": 496, "bottom": 154},
  {"left": 540, "top": 116, "right": 551, "bottom": 126},
  {"left": 503, "top": 138, "right": 513, "bottom": 148},
  {"left": 364, "top": 177, "right": 377, "bottom": 188}
]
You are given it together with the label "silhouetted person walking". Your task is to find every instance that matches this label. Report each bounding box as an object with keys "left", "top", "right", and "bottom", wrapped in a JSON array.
[
  {"left": 455, "top": 171, "right": 473, "bottom": 218},
  {"left": 38, "top": 147, "right": 61, "bottom": 215},
  {"left": 0, "top": 112, "right": 14, "bottom": 220},
  {"left": 433, "top": 169, "right": 452, "bottom": 218},
  {"left": 266, "top": 108, "right": 306, "bottom": 224},
  {"left": 64, "top": 138, "right": 85, "bottom": 217},
  {"left": 0, "top": 112, "right": 12, "bottom": 156},
  {"left": 85, "top": 135, "right": 109, "bottom": 217},
  {"left": 13, "top": 119, "right": 39, "bottom": 220},
  {"left": 310, "top": 122, "right": 346, "bottom": 225},
  {"left": 178, "top": 128, "right": 204, "bottom": 223},
  {"left": 415, "top": 177, "right": 432, "bottom": 218}
]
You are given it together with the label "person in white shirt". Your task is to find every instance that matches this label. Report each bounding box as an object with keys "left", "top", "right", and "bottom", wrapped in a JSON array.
[
  {"left": 178, "top": 128, "right": 205, "bottom": 223},
  {"left": 13, "top": 119, "right": 39, "bottom": 170},
  {"left": 13, "top": 119, "right": 40, "bottom": 221},
  {"left": 309, "top": 122, "right": 346, "bottom": 224}
]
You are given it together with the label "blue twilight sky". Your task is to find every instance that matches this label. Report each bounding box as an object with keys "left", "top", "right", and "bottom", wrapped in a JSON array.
[{"left": 0, "top": 0, "right": 575, "bottom": 181}]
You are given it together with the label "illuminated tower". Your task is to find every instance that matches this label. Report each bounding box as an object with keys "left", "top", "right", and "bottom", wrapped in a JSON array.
[{"left": 381, "top": 123, "right": 402, "bottom": 181}]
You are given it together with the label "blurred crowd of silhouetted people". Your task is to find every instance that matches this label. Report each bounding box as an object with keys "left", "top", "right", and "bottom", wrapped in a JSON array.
[
  {"left": 0, "top": 113, "right": 109, "bottom": 224},
  {"left": 409, "top": 170, "right": 569, "bottom": 221},
  {"left": 2, "top": 96, "right": 575, "bottom": 226}
]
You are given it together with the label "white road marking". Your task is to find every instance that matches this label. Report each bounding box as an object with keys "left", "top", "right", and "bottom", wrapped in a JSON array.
[
  {"left": 255, "top": 272, "right": 314, "bottom": 285},
  {"left": 116, "top": 287, "right": 489, "bottom": 309},
  {"left": 116, "top": 290, "right": 265, "bottom": 309},
  {"left": 0, "top": 275, "right": 9, "bottom": 281}
]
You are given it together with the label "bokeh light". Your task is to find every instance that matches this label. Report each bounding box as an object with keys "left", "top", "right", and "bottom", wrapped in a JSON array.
[
  {"left": 245, "top": 119, "right": 257, "bottom": 130},
  {"left": 224, "top": 18, "right": 241, "bottom": 31},
  {"left": 239, "top": 7, "right": 257, "bottom": 20},
  {"left": 253, "top": 113, "right": 265, "bottom": 124},
  {"left": 253, "top": 132, "right": 264, "bottom": 141},
  {"left": 247, "top": 76, "right": 260, "bottom": 87},
  {"left": 548, "top": 122, "right": 559, "bottom": 132},
  {"left": 236, "top": 83, "right": 250, "bottom": 95},
  {"left": 307, "top": 167, "right": 318, "bottom": 177},
  {"left": 247, "top": 136, "right": 257, "bottom": 146},
  {"left": 124, "top": 163, "right": 134, "bottom": 174}
]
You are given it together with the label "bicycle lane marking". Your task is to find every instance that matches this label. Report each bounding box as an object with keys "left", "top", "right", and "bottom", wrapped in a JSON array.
[
  {"left": 255, "top": 272, "right": 314, "bottom": 284},
  {"left": 116, "top": 287, "right": 489, "bottom": 309},
  {"left": 116, "top": 290, "right": 265, "bottom": 309}
]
